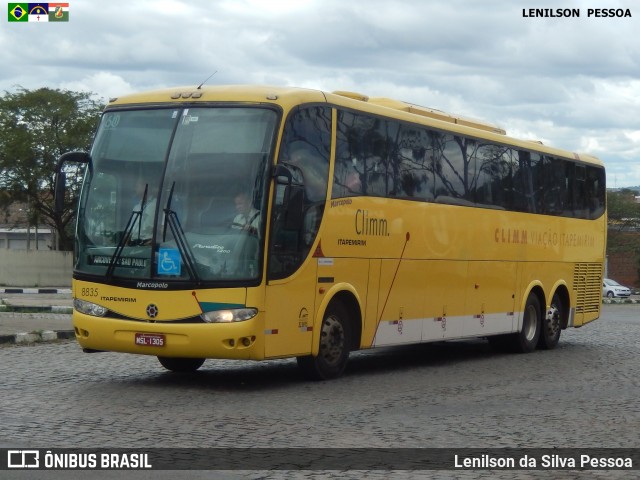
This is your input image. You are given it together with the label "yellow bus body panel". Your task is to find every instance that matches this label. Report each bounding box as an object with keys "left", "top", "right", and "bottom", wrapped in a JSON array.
[
  {"left": 73, "top": 281, "right": 267, "bottom": 359},
  {"left": 74, "top": 312, "right": 266, "bottom": 360}
]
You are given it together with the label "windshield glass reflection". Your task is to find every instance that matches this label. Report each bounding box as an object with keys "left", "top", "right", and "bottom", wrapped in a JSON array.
[{"left": 76, "top": 107, "right": 277, "bottom": 283}]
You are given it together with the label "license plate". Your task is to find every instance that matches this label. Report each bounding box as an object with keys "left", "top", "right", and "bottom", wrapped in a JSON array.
[{"left": 134, "top": 333, "right": 165, "bottom": 347}]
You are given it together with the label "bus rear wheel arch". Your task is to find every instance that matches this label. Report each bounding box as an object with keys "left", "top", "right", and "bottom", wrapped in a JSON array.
[
  {"left": 489, "top": 290, "right": 542, "bottom": 353},
  {"left": 297, "top": 300, "right": 354, "bottom": 380},
  {"left": 157, "top": 356, "right": 205, "bottom": 373}
]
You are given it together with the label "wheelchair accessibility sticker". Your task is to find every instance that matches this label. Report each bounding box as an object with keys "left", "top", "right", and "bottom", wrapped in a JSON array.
[{"left": 158, "top": 248, "right": 181, "bottom": 276}]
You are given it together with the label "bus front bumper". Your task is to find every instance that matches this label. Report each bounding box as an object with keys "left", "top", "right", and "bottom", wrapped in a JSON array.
[{"left": 73, "top": 312, "right": 266, "bottom": 360}]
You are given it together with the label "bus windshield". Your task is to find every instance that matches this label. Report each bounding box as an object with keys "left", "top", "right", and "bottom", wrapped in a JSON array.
[{"left": 75, "top": 106, "right": 278, "bottom": 283}]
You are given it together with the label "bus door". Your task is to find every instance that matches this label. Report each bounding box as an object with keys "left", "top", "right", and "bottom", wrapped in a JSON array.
[
  {"left": 263, "top": 167, "right": 320, "bottom": 357},
  {"left": 264, "top": 105, "right": 332, "bottom": 358}
]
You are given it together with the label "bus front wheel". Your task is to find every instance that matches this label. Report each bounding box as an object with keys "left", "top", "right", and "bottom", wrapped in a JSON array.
[
  {"left": 297, "top": 302, "right": 352, "bottom": 380},
  {"left": 157, "top": 356, "right": 205, "bottom": 373}
]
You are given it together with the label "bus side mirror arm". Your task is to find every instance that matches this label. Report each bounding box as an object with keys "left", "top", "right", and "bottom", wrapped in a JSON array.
[{"left": 272, "top": 163, "right": 293, "bottom": 184}]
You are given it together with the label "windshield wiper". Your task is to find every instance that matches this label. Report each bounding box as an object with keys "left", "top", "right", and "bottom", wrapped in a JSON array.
[
  {"left": 106, "top": 184, "right": 148, "bottom": 278},
  {"left": 163, "top": 182, "right": 201, "bottom": 283}
]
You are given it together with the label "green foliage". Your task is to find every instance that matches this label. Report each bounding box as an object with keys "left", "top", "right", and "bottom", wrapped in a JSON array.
[
  {"left": 0, "top": 87, "right": 104, "bottom": 250},
  {"left": 607, "top": 189, "right": 640, "bottom": 231}
]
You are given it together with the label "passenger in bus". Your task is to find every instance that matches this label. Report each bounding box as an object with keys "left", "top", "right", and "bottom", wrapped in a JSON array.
[
  {"left": 333, "top": 159, "right": 362, "bottom": 197},
  {"left": 231, "top": 191, "right": 260, "bottom": 234},
  {"left": 345, "top": 169, "right": 362, "bottom": 194},
  {"left": 282, "top": 142, "right": 330, "bottom": 246},
  {"left": 285, "top": 143, "right": 328, "bottom": 202}
]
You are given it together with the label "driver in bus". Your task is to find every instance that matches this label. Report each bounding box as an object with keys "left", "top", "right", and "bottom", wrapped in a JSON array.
[{"left": 231, "top": 191, "right": 260, "bottom": 234}]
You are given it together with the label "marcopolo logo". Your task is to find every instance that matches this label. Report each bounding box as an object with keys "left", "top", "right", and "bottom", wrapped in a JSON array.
[{"left": 7, "top": 450, "right": 39, "bottom": 468}]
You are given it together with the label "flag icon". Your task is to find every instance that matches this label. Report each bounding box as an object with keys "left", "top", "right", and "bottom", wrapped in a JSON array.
[
  {"left": 8, "top": 3, "right": 29, "bottom": 21},
  {"left": 28, "top": 3, "right": 49, "bottom": 22},
  {"left": 48, "top": 2, "right": 68, "bottom": 21}
]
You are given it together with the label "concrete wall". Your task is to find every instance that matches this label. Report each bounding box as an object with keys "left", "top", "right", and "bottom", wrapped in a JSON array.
[{"left": 0, "top": 250, "right": 73, "bottom": 287}]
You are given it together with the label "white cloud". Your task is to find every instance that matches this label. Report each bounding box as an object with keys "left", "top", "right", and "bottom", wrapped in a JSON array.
[
  {"left": 1, "top": 0, "right": 639, "bottom": 186},
  {"left": 60, "top": 72, "right": 135, "bottom": 101}
]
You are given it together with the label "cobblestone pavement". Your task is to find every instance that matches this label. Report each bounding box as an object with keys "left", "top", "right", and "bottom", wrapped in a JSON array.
[{"left": 1, "top": 304, "right": 639, "bottom": 479}]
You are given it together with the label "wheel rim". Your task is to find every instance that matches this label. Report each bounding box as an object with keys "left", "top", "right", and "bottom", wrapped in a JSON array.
[
  {"left": 607, "top": 292, "right": 613, "bottom": 298},
  {"left": 545, "top": 304, "right": 561, "bottom": 337},
  {"left": 523, "top": 304, "right": 538, "bottom": 341},
  {"left": 319, "top": 314, "right": 345, "bottom": 367}
]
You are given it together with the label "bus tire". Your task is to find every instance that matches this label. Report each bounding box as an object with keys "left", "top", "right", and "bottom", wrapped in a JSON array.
[
  {"left": 538, "top": 293, "right": 562, "bottom": 350},
  {"left": 297, "top": 302, "right": 351, "bottom": 380},
  {"left": 513, "top": 293, "right": 542, "bottom": 353},
  {"left": 157, "top": 356, "right": 205, "bottom": 372}
]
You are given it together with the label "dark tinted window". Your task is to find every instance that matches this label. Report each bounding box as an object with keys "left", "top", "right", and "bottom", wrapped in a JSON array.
[
  {"left": 392, "top": 124, "right": 435, "bottom": 200},
  {"left": 331, "top": 108, "right": 605, "bottom": 219},
  {"left": 334, "top": 111, "right": 397, "bottom": 198}
]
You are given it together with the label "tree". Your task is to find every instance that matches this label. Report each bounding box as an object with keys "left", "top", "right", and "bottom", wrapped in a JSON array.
[
  {"left": 0, "top": 87, "right": 103, "bottom": 250},
  {"left": 607, "top": 189, "right": 640, "bottom": 231}
]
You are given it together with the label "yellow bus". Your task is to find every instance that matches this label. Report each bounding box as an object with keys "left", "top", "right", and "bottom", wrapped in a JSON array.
[{"left": 57, "top": 85, "right": 606, "bottom": 379}]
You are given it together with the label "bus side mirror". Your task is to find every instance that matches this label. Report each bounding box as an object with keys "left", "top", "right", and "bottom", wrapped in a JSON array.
[
  {"left": 54, "top": 151, "right": 90, "bottom": 216},
  {"left": 54, "top": 171, "right": 66, "bottom": 216},
  {"left": 273, "top": 164, "right": 304, "bottom": 230}
]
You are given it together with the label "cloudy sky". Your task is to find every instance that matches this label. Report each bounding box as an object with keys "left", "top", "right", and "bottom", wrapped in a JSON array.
[{"left": 2, "top": 0, "right": 638, "bottom": 187}]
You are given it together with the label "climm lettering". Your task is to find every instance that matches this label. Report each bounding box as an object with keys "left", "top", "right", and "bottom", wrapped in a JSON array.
[
  {"left": 355, "top": 209, "right": 389, "bottom": 236},
  {"left": 495, "top": 228, "right": 595, "bottom": 248},
  {"left": 495, "top": 228, "right": 528, "bottom": 244}
]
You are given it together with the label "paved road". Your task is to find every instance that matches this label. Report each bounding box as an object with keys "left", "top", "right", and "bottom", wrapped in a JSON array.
[
  {"left": 1, "top": 304, "right": 639, "bottom": 479},
  {"left": 0, "top": 292, "right": 73, "bottom": 338}
]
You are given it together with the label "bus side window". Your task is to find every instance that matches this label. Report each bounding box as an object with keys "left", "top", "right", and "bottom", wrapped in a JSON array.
[
  {"left": 333, "top": 157, "right": 363, "bottom": 198},
  {"left": 268, "top": 106, "right": 331, "bottom": 280}
]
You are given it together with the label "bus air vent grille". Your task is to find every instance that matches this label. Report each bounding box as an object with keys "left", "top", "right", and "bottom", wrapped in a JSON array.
[{"left": 573, "top": 263, "right": 602, "bottom": 313}]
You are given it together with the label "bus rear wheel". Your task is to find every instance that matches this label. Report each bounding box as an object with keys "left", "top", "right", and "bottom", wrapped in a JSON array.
[
  {"left": 157, "top": 356, "right": 205, "bottom": 373},
  {"left": 538, "top": 293, "right": 562, "bottom": 350},
  {"left": 297, "top": 302, "right": 352, "bottom": 380}
]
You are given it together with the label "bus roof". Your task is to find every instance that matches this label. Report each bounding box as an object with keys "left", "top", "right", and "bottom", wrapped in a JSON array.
[{"left": 106, "top": 84, "right": 603, "bottom": 167}]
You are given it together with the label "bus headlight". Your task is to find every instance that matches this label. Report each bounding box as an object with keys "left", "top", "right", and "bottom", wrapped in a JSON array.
[
  {"left": 74, "top": 298, "right": 108, "bottom": 317},
  {"left": 201, "top": 308, "right": 258, "bottom": 323}
]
